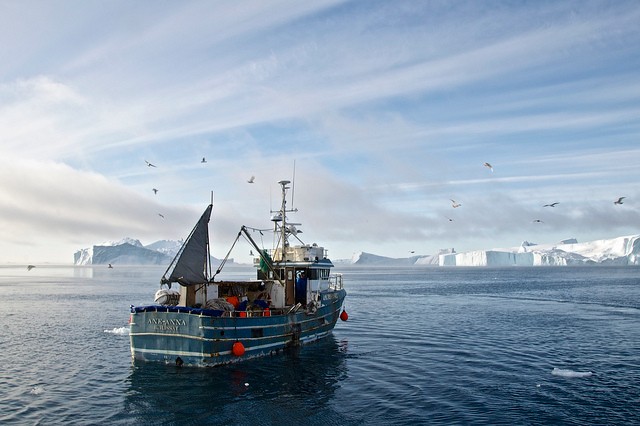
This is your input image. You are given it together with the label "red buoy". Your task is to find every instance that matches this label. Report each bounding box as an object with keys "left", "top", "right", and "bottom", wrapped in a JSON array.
[
  {"left": 340, "top": 310, "right": 349, "bottom": 321},
  {"left": 232, "top": 341, "right": 245, "bottom": 356}
]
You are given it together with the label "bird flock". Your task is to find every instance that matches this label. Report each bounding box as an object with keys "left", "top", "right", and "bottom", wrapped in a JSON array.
[
  {"left": 446, "top": 162, "right": 627, "bottom": 224},
  {"left": 144, "top": 159, "right": 255, "bottom": 219}
]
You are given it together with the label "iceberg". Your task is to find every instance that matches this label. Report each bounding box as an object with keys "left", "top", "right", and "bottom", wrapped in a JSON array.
[
  {"left": 333, "top": 248, "right": 451, "bottom": 266},
  {"left": 74, "top": 238, "right": 232, "bottom": 266},
  {"left": 439, "top": 235, "right": 640, "bottom": 267},
  {"left": 349, "top": 251, "right": 418, "bottom": 266},
  {"left": 74, "top": 242, "right": 170, "bottom": 265}
]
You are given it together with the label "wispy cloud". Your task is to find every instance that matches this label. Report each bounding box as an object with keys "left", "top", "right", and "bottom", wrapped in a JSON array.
[{"left": 0, "top": 1, "right": 639, "bottom": 262}]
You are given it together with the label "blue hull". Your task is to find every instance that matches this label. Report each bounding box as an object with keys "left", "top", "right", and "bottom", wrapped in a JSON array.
[{"left": 130, "top": 289, "right": 346, "bottom": 367}]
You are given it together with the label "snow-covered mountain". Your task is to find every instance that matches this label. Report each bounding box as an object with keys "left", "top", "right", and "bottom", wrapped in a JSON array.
[
  {"left": 74, "top": 238, "right": 231, "bottom": 266},
  {"left": 144, "top": 239, "right": 184, "bottom": 257}
]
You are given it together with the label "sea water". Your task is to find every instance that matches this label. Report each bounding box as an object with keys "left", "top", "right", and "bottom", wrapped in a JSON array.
[{"left": 1, "top": 265, "right": 639, "bottom": 425}]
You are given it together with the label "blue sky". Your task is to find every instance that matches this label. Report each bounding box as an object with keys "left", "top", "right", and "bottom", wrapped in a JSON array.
[{"left": 1, "top": 0, "right": 639, "bottom": 264}]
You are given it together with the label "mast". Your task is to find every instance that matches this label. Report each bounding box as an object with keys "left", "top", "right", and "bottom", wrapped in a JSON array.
[
  {"left": 270, "top": 180, "right": 300, "bottom": 262},
  {"left": 291, "top": 159, "right": 296, "bottom": 210},
  {"left": 278, "top": 180, "right": 290, "bottom": 261}
]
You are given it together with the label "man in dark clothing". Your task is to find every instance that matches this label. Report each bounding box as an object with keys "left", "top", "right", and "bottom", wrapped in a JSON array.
[{"left": 295, "top": 271, "right": 307, "bottom": 306}]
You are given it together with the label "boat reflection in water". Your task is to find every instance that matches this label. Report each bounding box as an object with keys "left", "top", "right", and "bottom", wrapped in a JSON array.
[{"left": 123, "top": 337, "right": 349, "bottom": 424}]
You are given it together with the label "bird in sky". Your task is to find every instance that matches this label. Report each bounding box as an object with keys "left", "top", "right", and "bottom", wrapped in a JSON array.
[
  {"left": 409, "top": 250, "right": 415, "bottom": 254},
  {"left": 249, "top": 250, "right": 254, "bottom": 256},
  {"left": 145, "top": 160, "right": 156, "bottom": 167},
  {"left": 543, "top": 202, "right": 559, "bottom": 207},
  {"left": 450, "top": 199, "right": 462, "bottom": 208},
  {"left": 152, "top": 188, "right": 158, "bottom": 194},
  {"left": 532, "top": 219, "right": 543, "bottom": 223},
  {"left": 248, "top": 176, "right": 255, "bottom": 183},
  {"left": 614, "top": 197, "right": 626, "bottom": 205},
  {"left": 158, "top": 213, "right": 165, "bottom": 219},
  {"left": 447, "top": 217, "right": 454, "bottom": 222},
  {"left": 108, "top": 263, "right": 113, "bottom": 269},
  {"left": 27, "top": 265, "right": 36, "bottom": 271},
  {"left": 483, "top": 162, "right": 494, "bottom": 172},
  {"left": 201, "top": 157, "right": 207, "bottom": 163}
]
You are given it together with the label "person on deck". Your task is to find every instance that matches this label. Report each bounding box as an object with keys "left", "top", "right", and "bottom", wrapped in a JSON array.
[{"left": 295, "top": 271, "right": 307, "bottom": 307}]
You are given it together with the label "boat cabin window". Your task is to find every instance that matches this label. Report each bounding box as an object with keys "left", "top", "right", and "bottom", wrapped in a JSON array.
[
  {"left": 258, "top": 268, "right": 328, "bottom": 280},
  {"left": 309, "top": 268, "right": 329, "bottom": 280},
  {"left": 257, "top": 269, "right": 276, "bottom": 280}
]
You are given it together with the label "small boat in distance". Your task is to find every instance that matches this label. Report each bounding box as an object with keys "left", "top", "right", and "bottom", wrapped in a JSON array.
[{"left": 129, "top": 180, "right": 347, "bottom": 367}]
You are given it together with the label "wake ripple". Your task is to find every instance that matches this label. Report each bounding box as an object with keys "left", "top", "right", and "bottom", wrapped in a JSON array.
[{"left": 104, "top": 326, "right": 129, "bottom": 335}]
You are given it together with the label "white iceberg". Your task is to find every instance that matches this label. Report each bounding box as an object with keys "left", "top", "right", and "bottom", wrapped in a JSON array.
[{"left": 439, "top": 235, "right": 640, "bottom": 266}]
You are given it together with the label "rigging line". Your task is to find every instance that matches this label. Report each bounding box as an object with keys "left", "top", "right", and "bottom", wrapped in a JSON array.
[
  {"left": 212, "top": 230, "right": 242, "bottom": 279},
  {"left": 291, "top": 232, "right": 304, "bottom": 245},
  {"left": 273, "top": 224, "right": 283, "bottom": 251},
  {"left": 240, "top": 226, "right": 285, "bottom": 287}
]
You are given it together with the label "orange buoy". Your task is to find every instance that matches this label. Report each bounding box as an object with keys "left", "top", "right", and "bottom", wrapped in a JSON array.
[
  {"left": 239, "top": 311, "right": 247, "bottom": 318},
  {"left": 264, "top": 308, "right": 270, "bottom": 317},
  {"left": 232, "top": 341, "right": 245, "bottom": 356},
  {"left": 340, "top": 310, "right": 349, "bottom": 321}
]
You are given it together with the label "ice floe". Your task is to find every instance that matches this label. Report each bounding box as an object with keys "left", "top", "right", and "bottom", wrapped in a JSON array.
[{"left": 551, "top": 367, "right": 593, "bottom": 378}]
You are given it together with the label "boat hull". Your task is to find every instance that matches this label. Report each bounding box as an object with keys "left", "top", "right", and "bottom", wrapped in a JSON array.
[{"left": 129, "top": 289, "right": 346, "bottom": 367}]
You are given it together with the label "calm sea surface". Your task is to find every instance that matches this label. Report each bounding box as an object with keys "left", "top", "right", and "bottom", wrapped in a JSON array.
[{"left": 1, "top": 265, "right": 639, "bottom": 425}]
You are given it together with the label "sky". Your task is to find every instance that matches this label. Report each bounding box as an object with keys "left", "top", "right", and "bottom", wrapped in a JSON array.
[{"left": 1, "top": 0, "right": 640, "bottom": 264}]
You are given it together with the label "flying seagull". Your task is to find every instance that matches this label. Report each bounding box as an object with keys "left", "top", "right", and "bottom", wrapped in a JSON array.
[
  {"left": 483, "top": 162, "right": 494, "bottom": 172},
  {"left": 614, "top": 197, "right": 625, "bottom": 205},
  {"left": 27, "top": 265, "right": 36, "bottom": 271},
  {"left": 158, "top": 213, "right": 165, "bottom": 219},
  {"left": 201, "top": 157, "right": 207, "bottom": 163},
  {"left": 247, "top": 176, "right": 255, "bottom": 183},
  {"left": 543, "top": 202, "right": 559, "bottom": 207},
  {"left": 450, "top": 199, "right": 462, "bottom": 208},
  {"left": 152, "top": 188, "right": 158, "bottom": 194},
  {"left": 532, "top": 219, "right": 543, "bottom": 223},
  {"left": 145, "top": 160, "right": 156, "bottom": 167}
]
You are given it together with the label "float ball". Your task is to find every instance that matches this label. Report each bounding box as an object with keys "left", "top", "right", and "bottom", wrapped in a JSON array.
[
  {"left": 232, "top": 341, "right": 245, "bottom": 356},
  {"left": 340, "top": 310, "right": 349, "bottom": 321}
]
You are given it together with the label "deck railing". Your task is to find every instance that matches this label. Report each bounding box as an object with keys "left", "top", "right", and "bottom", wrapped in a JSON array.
[{"left": 328, "top": 273, "right": 343, "bottom": 290}]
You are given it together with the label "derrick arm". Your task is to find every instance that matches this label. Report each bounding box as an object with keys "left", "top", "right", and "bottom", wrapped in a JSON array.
[{"left": 240, "top": 226, "right": 285, "bottom": 287}]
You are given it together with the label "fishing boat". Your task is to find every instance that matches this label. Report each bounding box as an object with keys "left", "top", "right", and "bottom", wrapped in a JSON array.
[{"left": 129, "top": 180, "right": 347, "bottom": 367}]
